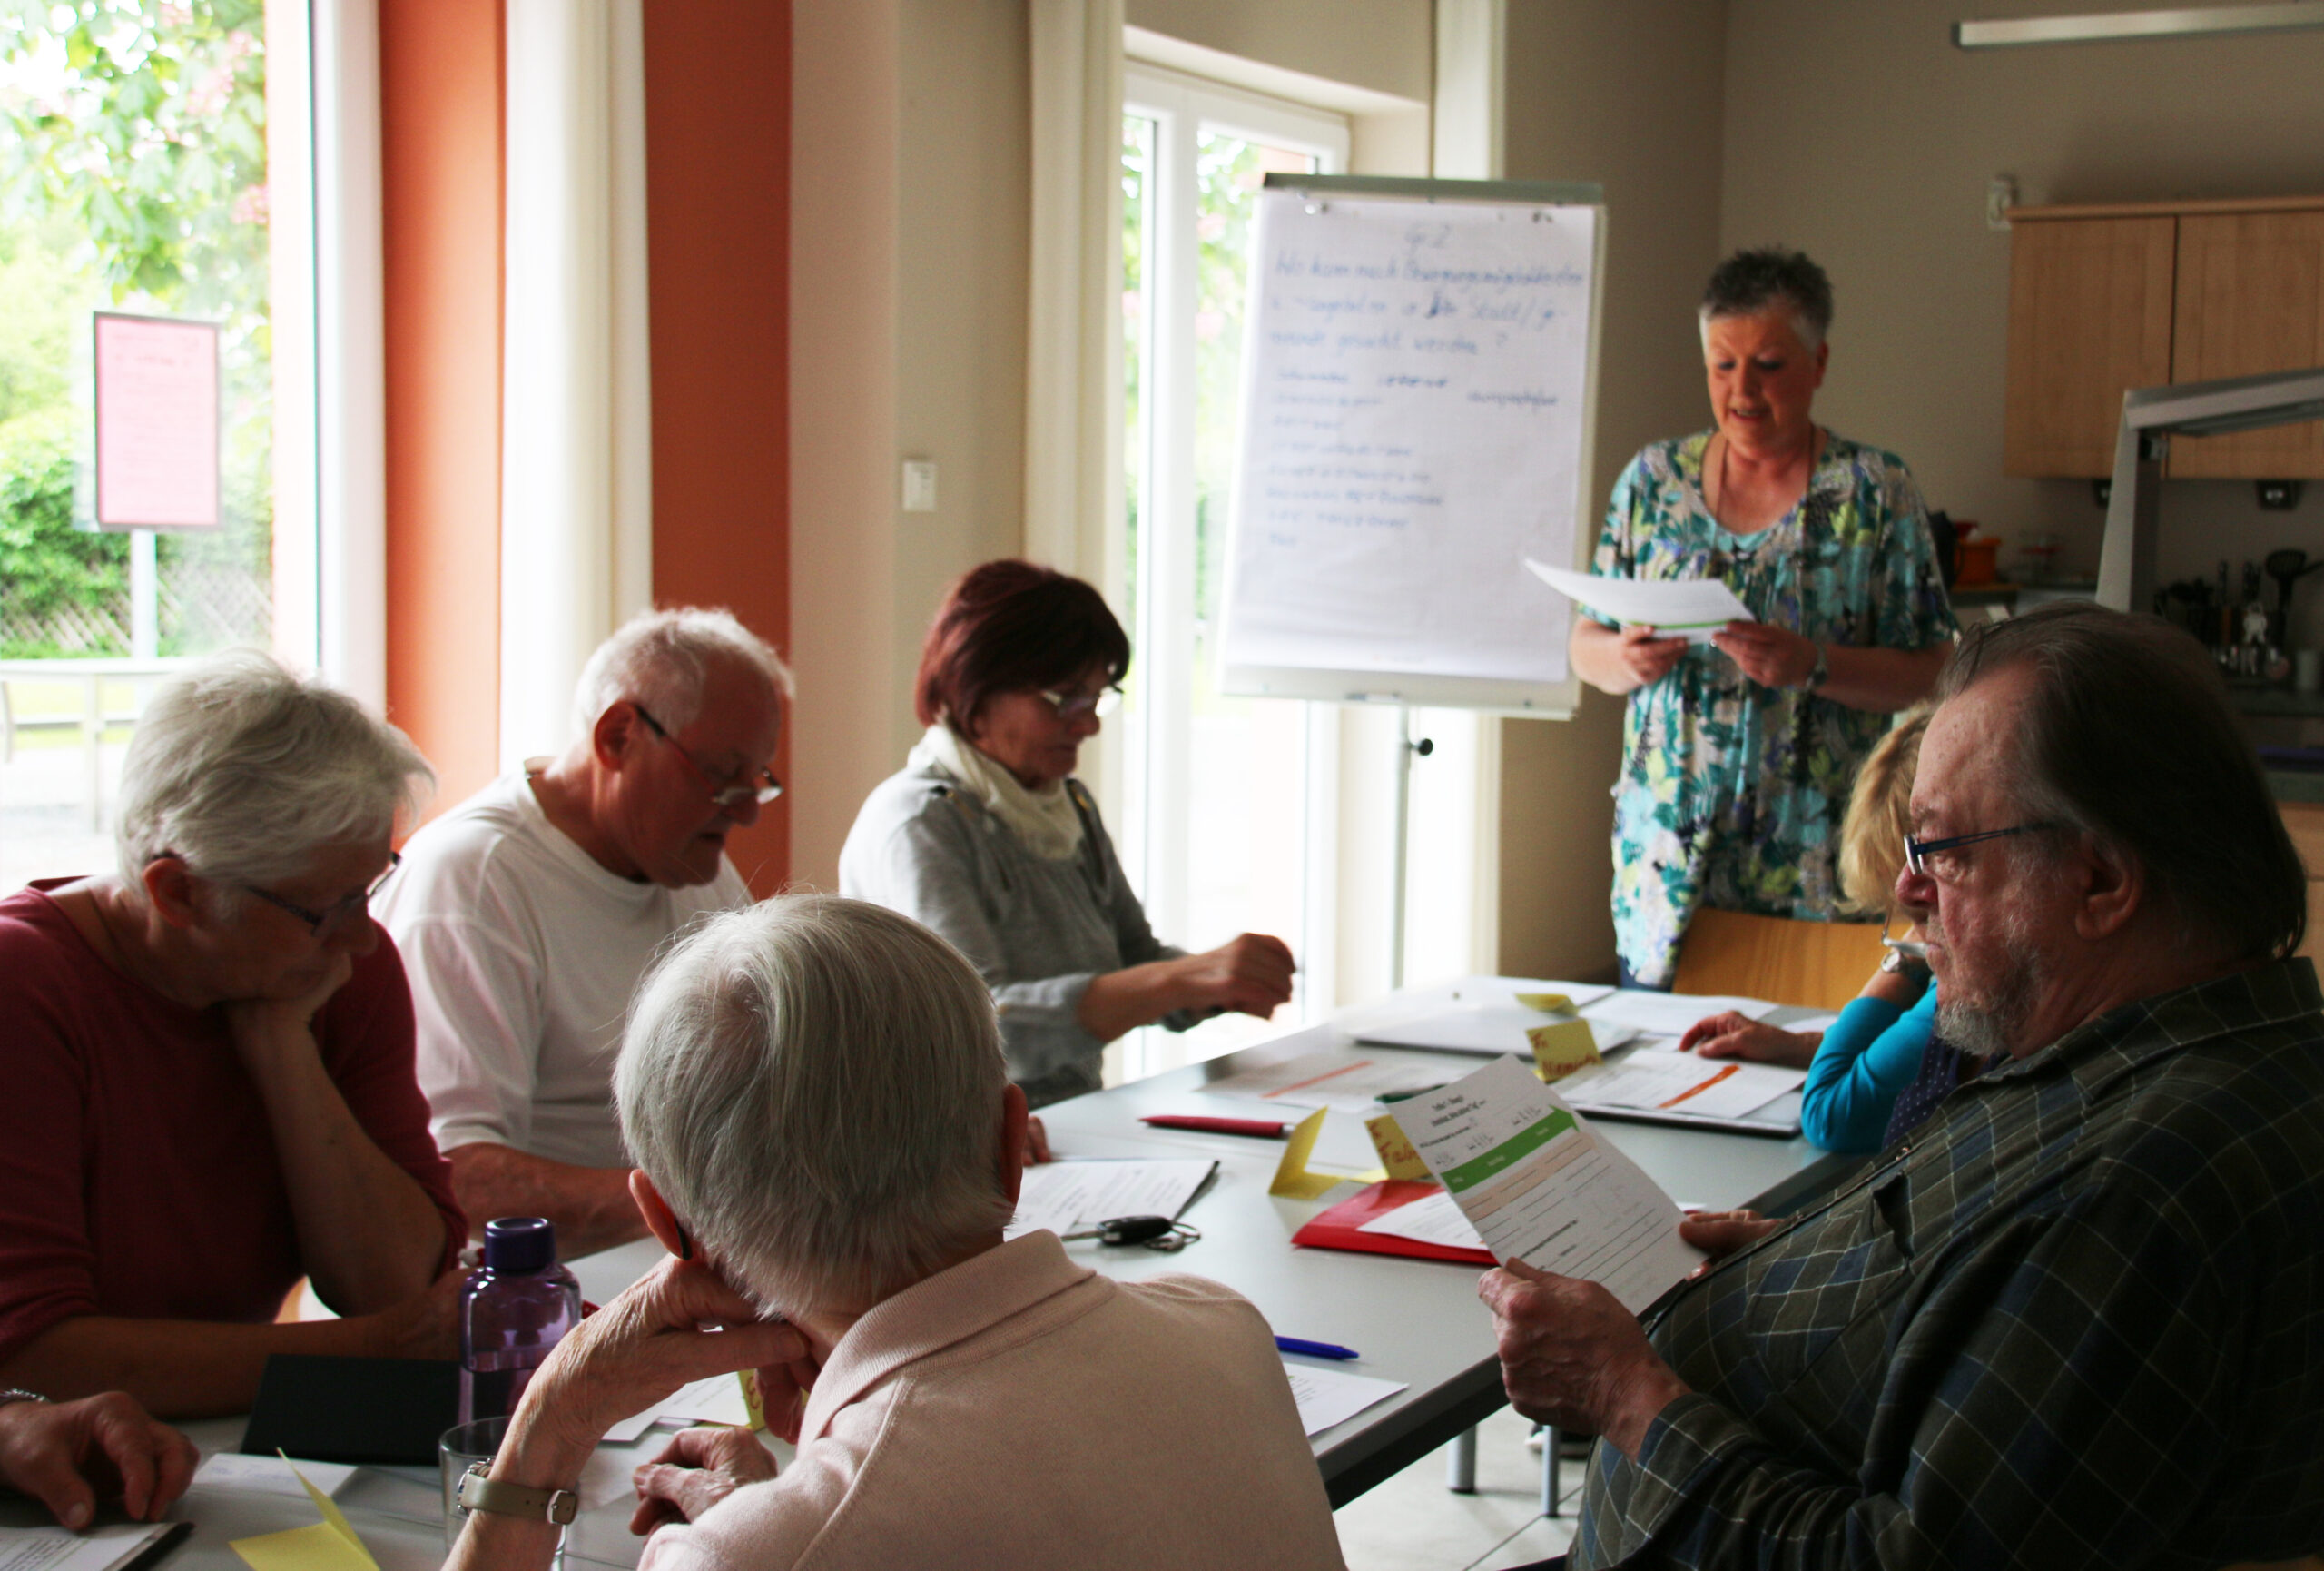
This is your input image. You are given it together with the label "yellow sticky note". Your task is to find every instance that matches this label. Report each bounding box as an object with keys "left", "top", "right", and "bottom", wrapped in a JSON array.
[
  {"left": 1269, "top": 1109, "right": 1352, "bottom": 1199},
  {"left": 1364, "top": 1112, "right": 1432, "bottom": 1181},
  {"left": 737, "top": 1368, "right": 767, "bottom": 1431},
  {"left": 1528, "top": 1018, "right": 1603, "bottom": 1082},
  {"left": 231, "top": 1458, "right": 378, "bottom": 1571},
  {"left": 1514, "top": 992, "right": 1577, "bottom": 1014}
]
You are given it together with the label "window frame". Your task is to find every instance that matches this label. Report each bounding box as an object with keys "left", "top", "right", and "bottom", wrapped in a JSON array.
[{"left": 1117, "top": 65, "right": 1349, "bottom": 1075}]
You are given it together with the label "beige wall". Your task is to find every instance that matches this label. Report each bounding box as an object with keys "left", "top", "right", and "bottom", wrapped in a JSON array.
[
  {"left": 893, "top": 0, "right": 1033, "bottom": 756},
  {"left": 1495, "top": 0, "right": 1731, "bottom": 983},
  {"left": 1719, "top": 0, "right": 2324, "bottom": 599},
  {"left": 1124, "top": 0, "right": 1433, "bottom": 103},
  {"left": 790, "top": 0, "right": 1031, "bottom": 892},
  {"left": 790, "top": 0, "right": 901, "bottom": 893}
]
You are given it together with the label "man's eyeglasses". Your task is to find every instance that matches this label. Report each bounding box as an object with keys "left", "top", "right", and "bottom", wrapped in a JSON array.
[
  {"left": 635, "top": 705, "right": 784, "bottom": 807},
  {"left": 1036, "top": 685, "right": 1123, "bottom": 722},
  {"left": 1902, "top": 825, "right": 2043, "bottom": 877},
  {"left": 242, "top": 852, "right": 402, "bottom": 937}
]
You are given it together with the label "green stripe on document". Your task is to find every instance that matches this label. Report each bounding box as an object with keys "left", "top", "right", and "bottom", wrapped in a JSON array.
[{"left": 1441, "top": 1109, "right": 1575, "bottom": 1193}]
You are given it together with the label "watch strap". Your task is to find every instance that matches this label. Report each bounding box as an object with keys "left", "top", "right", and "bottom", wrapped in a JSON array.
[
  {"left": 1803, "top": 642, "right": 1830, "bottom": 691},
  {"left": 458, "top": 1463, "right": 580, "bottom": 1526}
]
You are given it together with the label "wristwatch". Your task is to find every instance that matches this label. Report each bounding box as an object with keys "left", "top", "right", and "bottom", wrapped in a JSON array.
[
  {"left": 1879, "top": 946, "right": 1929, "bottom": 977},
  {"left": 1802, "top": 642, "right": 1830, "bottom": 691},
  {"left": 457, "top": 1464, "right": 580, "bottom": 1526}
]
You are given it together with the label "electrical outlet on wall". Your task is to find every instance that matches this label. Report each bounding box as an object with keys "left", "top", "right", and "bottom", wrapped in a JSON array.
[
  {"left": 901, "top": 459, "right": 938, "bottom": 514},
  {"left": 1987, "top": 175, "right": 2018, "bottom": 231}
]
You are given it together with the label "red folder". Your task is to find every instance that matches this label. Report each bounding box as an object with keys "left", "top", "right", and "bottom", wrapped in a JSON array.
[{"left": 1290, "top": 1180, "right": 1497, "bottom": 1266}]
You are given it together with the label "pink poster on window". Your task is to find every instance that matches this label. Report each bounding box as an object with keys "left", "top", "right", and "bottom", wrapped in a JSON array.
[{"left": 94, "top": 311, "right": 221, "bottom": 530}]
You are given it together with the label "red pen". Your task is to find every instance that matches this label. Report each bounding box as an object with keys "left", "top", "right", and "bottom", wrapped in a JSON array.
[{"left": 1140, "top": 1114, "right": 1288, "bottom": 1138}]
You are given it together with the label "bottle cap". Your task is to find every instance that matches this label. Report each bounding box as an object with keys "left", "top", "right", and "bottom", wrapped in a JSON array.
[{"left": 483, "top": 1217, "right": 558, "bottom": 1274}]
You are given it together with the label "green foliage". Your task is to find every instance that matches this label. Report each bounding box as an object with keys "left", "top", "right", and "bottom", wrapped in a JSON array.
[
  {"left": 0, "top": 0, "right": 269, "bottom": 321},
  {"left": 0, "top": 0, "right": 273, "bottom": 657},
  {"left": 0, "top": 407, "right": 128, "bottom": 655}
]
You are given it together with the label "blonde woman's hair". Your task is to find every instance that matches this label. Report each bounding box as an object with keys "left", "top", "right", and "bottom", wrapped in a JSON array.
[{"left": 1837, "top": 707, "right": 1931, "bottom": 916}]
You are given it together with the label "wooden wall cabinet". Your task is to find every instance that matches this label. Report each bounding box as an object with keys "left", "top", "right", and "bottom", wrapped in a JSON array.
[{"left": 2004, "top": 197, "right": 2324, "bottom": 480}]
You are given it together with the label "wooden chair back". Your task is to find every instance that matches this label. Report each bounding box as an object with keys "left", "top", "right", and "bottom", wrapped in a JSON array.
[{"left": 1670, "top": 908, "right": 1890, "bottom": 1013}]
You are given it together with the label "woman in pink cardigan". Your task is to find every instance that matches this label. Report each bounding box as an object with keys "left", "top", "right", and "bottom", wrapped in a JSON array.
[{"left": 444, "top": 896, "right": 1345, "bottom": 1571}]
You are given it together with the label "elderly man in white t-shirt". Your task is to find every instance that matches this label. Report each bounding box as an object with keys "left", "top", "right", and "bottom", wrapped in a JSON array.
[{"left": 377, "top": 608, "right": 788, "bottom": 1254}]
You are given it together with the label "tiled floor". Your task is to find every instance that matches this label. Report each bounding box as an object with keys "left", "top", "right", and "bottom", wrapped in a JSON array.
[{"left": 1333, "top": 1408, "right": 1581, "bottom": 1571}]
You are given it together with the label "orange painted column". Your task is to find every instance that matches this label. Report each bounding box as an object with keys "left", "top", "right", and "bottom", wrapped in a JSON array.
[
  {"left": 379, "top": 0, "right": 504, "bottom": 815},
  {"left": 642, "top": 0, "right": 793, "bottom": 894}
]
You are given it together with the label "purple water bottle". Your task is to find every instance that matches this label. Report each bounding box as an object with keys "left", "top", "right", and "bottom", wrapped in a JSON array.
[{"left": 458, "top": 1217, "right": 582, "bottom": 1425}]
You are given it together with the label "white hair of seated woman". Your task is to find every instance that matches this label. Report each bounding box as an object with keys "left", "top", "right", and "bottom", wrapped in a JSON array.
[
  {"left": 615, "top": 896, "right": 1016, "bottom": 1317},
  {"left": 113, "top": 648, "right": 433, "bottom": 897}
]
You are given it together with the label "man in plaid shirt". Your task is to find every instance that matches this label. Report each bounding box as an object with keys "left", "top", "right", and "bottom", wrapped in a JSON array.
[{"left": 1484, "top": 602, "right": 2324, "bottom": 1568}]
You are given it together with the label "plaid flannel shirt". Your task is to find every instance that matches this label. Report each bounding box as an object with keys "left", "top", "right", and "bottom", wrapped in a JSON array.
[{"left": 1576, "top": 958, "right": 2324, "bottom": 1569}]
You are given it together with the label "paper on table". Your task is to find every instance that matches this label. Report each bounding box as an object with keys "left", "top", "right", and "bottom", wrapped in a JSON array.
[
  {"left": 192, "top": 1453, "right": 359, "bottom": 1500},
  {"left": 1524, "top": 559, "right": 1755, "bottom": 642},
  {"left": 1581, "top": 990, "right": 1779, "bottom": 1040},
  {"left": 1201, "top": 1052, "right": 1449, "bottom": 1113},
  {"left": 1280, "top": 1362, "right": 1408, "bottom": 1438},
  {"left": 1403, "top": 1057, "right": 1705, "bottom": 1313},
  {"left": 0, "top": 1523, "right": 184, "bottom": 1571},
  {"left": 1357, "top": 1004, "right": 1638, "bottom": 1058},
  {"left": 229, "top": 1459, "right": 378, "bottom": 1571},
  {"left": 1561, "top": 1049, "right": 1804, "bottom": 1120},
  {"left": 1354, "top": 1186, "right": 1487, "bottom": 1251},
  {"left": 1006, "top": 1158, "right": 1216, "bottom": 1240}
]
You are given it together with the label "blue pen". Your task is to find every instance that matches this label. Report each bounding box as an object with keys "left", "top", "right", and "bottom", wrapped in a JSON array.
[{"left": 1275, "top": 1335, "right": 1360, "bottom": 1361}]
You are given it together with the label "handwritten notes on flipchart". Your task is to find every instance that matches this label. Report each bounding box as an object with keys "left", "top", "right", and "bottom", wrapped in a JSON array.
[{"left": 1221, "top": 192, "right": 1599, "bottom": 692}]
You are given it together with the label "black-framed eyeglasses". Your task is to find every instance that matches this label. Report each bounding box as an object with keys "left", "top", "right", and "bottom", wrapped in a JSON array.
[
  {"left": 634, "top": 705, "right": 784, "bottom": 806},
  {"left": 1902, "top": 825, "right": 2044, "bottom": 877},
  {"left": 242, "top": 852, "right": 402, "bottom": 937},
  {"left": 1035, "top": 684, "right": 1123, "bottom": 722}
]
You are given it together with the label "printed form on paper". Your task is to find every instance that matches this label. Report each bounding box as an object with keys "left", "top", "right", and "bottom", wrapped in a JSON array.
[{"left": 1403, "top": 1056, "right": 1704, "bottom": 1313}]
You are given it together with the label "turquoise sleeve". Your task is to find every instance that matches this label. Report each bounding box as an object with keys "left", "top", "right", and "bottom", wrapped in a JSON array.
[{"left": 1799, "top": 983, "right": 1938, "bottom": 1154}]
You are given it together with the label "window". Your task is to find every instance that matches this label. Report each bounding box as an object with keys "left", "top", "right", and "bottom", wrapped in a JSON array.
[
  {"left": 1118, "top": 66, "right": 1348, "bottom": 1076},
  {"left": 0, "top": 0, "right": 320, "bottom": 887}
]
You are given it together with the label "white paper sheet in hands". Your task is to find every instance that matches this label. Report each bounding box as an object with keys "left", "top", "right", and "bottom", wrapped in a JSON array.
[
  {"left": 1524, "top": 559, "right": 1754, "bottom": 643},
  {"left": 1402, "top": 1056, "right": 1705, "bottom": 1313}
]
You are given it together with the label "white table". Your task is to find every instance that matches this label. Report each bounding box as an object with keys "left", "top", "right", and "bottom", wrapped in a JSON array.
[{"left": 124, "top": 976, "right": 1858, "bottom": 1565}]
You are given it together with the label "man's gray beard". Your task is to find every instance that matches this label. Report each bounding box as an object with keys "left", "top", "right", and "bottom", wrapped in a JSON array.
[{"left": 1931, "top": 908, "right": 2049, "bottom": 1063}]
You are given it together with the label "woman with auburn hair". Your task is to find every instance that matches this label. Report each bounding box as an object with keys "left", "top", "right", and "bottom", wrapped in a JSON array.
[
  {"left": 840, "top": 560, "right": 1295, "bottom": 1107},
  {"left": 1677, "top": 708, "right": 1963, "bottom": 1152}
]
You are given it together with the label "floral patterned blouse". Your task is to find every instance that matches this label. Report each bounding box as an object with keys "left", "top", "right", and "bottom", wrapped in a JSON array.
[{"left": 1586, "top": 430, "right": 1956, "bottom": 986}]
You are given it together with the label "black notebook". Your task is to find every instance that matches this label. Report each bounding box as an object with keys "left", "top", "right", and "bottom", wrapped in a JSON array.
[{"left": 241, "top": 1355, "right": 461, "bottom": 1467}]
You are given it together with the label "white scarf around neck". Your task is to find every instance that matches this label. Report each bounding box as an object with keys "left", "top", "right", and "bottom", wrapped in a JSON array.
[{"left": 908, "top": 724, "right": 1086, "bottom": 862}]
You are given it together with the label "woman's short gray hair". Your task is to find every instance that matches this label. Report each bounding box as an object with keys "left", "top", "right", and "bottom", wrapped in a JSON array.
[
  {"left": 116, "top": 649, "right": 434, "bottom": 890},
  {"left": 570, "top": 607, "right": 794, "bottom": 738},
  {"left": 1699, "top": 246, "right": 1835, "bottom": 348},
  {"left": 615, "top": 896, "right": 1014, "bottom": 1316}
]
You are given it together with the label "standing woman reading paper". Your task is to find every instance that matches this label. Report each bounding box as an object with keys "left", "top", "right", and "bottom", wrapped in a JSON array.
[{"left": 1570, "top": 249, "right": 1956, "bottom": 989}]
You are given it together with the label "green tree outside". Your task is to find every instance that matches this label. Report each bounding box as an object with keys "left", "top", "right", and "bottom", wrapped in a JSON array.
[{"left": 0, "top": 0, "right": 271, "bottom": 658}]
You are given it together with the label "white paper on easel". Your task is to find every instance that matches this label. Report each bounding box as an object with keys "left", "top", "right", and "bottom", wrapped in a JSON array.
[
  {"left": 1220, "top": 194, "right": 1600, "bottom": 687},
  {"left": 1524, "top": 559, "right": 1754, "bottom": 643},
  {"left": 1403, "top": 1056, "right": 1704, "bottom": 1313}
]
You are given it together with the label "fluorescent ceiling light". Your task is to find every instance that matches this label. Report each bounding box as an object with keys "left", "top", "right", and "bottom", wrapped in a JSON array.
[{"left": 1955, "top": 2, "right": 2324, "bottom": 48}]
